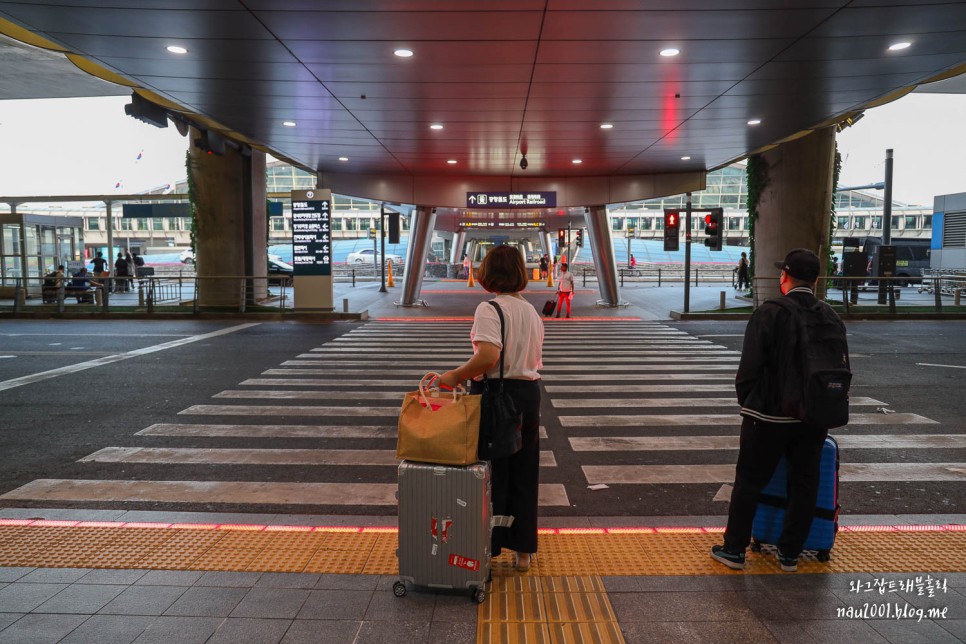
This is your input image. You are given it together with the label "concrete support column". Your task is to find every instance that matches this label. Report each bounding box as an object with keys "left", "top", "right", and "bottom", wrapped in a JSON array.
[
  {"left": 189, "top": 128, "right": 266, "bottom": 306},
  {"left": 450, "top": 230, "right": 466, "bottom": 264},
  {"left": 585, "top": 205, "right": 621, "bottom": 307},
  {"left": 539, "top": 231, "right": 551, "bottom": 259},
  {"left": 755, "top": 126, "right": 836, "bottom": 302},
  {"left": 400, "top": 206, "right": 437, "bottom": 306}
]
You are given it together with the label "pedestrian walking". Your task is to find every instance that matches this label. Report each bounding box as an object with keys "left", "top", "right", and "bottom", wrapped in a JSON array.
[
  {"left": 440, "top": 245, "right": 544, "bottom": 572},
  {"left": 711, "top": 248, "right": 851, "bottom": 573},
  {"left": 736, "top": 251, "right": 750, "bottom": 290},
  {"left": 539, "top": 255, "right": 549, "bottom": 280},
  {"left": 629, "top": 254, "right": 636, "bottom": 270},
  {"left": 114, "top": 254, "right": 130, "bottom": 292},
  {"left": 91, "top": 252, "right": 107, "bottom": 274}
]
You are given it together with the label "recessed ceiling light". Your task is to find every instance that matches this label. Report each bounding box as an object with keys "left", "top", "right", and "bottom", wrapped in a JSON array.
[
  {"left": 600, "top": 123, "right": 614, "bottom": 129},
  {"left": 447, "top": 159, "right": 457, "bottom": 164},
  {"left": 166, "top": 45, "right": 188, "bottom": 54},
  {"left": 681, "top": 156, "right": 691, "bottom": 161},
  {"left": 747, "top": 119, "right": 762, "bottom": 125},
  {"left": 430, "top": 123, "right": 444, "bottom": 130},
  {"left": 394, "top": 48, "right": 414, "bottom": 58},
  {"left": 572, "top": 159, "right": 582, "bottom": 164},
  {"left": 338, "top": 157, "right": 349, "bottom": 162},
  {"left": 660, "top": 48, "right": 680, "bottom": 57},
  {"left": 888, "top": 41, "right": 911, "bottom": 51},
  {"left": 282, "top": 121, "right": 296, "bottom": 127}
]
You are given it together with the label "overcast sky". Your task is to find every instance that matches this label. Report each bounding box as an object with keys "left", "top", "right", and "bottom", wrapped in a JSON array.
[{"left": 0, "top": 92, "right": 963, "bottom": 207}]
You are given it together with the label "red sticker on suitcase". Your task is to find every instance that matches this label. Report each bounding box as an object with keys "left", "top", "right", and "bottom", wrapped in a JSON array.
[{"left": 448, "top": 554, "right": 480, "bottom": 571}]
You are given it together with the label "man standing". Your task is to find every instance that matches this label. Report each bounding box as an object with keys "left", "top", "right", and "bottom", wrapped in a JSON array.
[{"left": 711, "top": 248, "right": 849, "bottom": 573}]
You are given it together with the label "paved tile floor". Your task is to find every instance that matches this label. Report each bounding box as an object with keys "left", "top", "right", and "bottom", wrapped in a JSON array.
[{"left": 1, "top": 566, "right": 964, "bottom": 643}]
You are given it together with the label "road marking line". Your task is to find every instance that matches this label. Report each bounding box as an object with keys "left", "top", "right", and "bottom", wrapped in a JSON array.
[
  {"left": 213, "top": 390, "right": 406, "bottom": 400},
  {"left": 916, "top": 363, "right": 966, "bottom": 370},
  {"left": 559, "top": 413, "right": 938, "bottom": 426},
  {"left": 570, "top": 434, "right": 966, "bottom": 451},
  {"left": 583, "top": 463, "right": 966, "bottom": 484},
  {"left": 180, "top": 404, "right": 399, "bottom": 417},
  {"left": 137, "top": 423, "right": 549, "bottom": 440},
  {"left": 0, "top": 323, "right": 260, "bottom": 393},
  {"left": 79, "top": 446, "right": 558, "bottom": 467},
  {"left": 552, "top": 394, "right": 885, "bottom": 404},
  {"left": 0, "top": 479, "right": 571, "bottom": 506}
]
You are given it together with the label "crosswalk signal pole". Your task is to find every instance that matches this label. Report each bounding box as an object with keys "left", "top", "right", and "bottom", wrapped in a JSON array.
[
  {"left": 684, "top": 192, "right": 692, "bottom": 313},
  {"left": 379, "top": 204, "right": 387, "bottom": 293}
]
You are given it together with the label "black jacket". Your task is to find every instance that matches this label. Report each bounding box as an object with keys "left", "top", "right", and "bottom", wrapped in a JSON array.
[{"left": 736, "top": 287, "right": 831, "bottom": 424}]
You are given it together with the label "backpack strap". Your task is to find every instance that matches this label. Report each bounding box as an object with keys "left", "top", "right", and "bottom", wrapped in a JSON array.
[{"left": 486, "top": 300, "right": 507, "bottom": 392}]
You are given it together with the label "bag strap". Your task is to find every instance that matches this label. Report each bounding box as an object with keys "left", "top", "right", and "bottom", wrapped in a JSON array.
[{"left": 486, "top": 300, "right": 507, "bottom": 392}]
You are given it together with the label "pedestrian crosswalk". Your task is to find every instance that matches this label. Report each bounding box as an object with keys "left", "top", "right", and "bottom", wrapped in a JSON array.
[{"left": 1, "top": 319, "right": 963, "bottom": 516}]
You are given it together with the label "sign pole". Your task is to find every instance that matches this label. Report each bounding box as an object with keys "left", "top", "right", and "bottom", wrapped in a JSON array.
[
  {"left": 379, "top": 204, "right": 387, "bottom": 293},
  {"left": 684, "top": 192, "right": 692, "bottom": 313}
]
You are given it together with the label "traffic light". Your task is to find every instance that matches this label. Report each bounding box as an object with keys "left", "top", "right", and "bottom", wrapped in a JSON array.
[
  {"left": 575, "top": 229, "right": 584, "bottom": 247},
  {"left": 703, "top": 207, "right": 723, "bottom": 251},
  {"left": 368, "top": 227, "right": 377, "bottom": 240},
  {"left": 558, "top": 229, "right": 566, "bottom": 250},
  {"left": 663, "top": 209, "right": 680, "bottom": 252}
]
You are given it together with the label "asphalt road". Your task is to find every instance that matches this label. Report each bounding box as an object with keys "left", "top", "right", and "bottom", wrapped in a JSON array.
[{"left": 0, "top": 317, "right": 963, "bottom": 519}]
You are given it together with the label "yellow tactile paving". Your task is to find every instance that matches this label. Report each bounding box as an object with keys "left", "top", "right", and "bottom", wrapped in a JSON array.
[{"left": 2, "top": 522, "right": 964, "bottom": 644}]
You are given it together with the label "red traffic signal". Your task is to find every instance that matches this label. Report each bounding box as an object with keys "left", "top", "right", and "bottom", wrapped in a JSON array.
[{"left": 664, "top": 210, "right": 680, "bottom": 230}]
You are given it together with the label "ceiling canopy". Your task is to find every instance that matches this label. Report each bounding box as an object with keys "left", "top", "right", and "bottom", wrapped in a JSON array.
[{"left": 1, "top": 1, "right": 965, "bottom": 191}]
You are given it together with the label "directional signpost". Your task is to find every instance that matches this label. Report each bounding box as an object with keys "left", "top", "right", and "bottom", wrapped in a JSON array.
[{"left": 291, "top": 188, "right": 333, "bottom": 310}]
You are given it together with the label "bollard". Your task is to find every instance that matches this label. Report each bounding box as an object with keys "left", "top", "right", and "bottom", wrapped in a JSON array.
[
  {"left": 95, "top": 287, "right": 103, "bottom": 307},
  {"left": 620, "top": 269, "right": 624, "bottom": 287},
  {"left": 658, "top": 268, "right": 662, "bottom": 287},
  {"left": 138, "top": 288, "right": 144, "bottom": 306},
  {"left": 352, "top": 268, "right": 356, "bottom": 287},
  {"left": 343, "top": 297, "right": 349, "bottom": 313},
  {"left": 239, "top": 278, "right": 247, "bottom": 313},
  {"left": 13, "top": 286, "right": 25, "bottom": 311},
  {"left": 956, "top": 288, "right": 961, "bottom": 307},
  {"left": 695, "top": 268, "right": 699, "bottom": 287},
  {"left": 934, "top": 278, "right": 943, "bottom": 312},
  {"left": 720, "top": 290, "right": 726, "bottom": 310}
]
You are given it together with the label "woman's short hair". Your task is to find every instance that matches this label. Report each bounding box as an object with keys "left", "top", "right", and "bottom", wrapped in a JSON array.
[{"left": 477, "top": 245, "right": 528, "bottom": 293}]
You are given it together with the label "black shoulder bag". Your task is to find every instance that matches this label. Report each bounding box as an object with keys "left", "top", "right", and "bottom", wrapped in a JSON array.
[{"left": 478, "top": 301, "right": 524, "bottom": 460}]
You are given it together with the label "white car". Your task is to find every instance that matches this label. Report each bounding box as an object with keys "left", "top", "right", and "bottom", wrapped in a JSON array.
[
  {"left": 179, "top": 249, "right": 195, "bottom": 264},
  {"left": 346, "top": 248, "right": 402, "bottom": 265}
]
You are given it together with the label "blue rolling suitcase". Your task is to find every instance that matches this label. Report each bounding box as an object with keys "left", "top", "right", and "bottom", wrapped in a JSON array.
[{"left": 751, "top": 436, "right": 840, "bottom": 561}]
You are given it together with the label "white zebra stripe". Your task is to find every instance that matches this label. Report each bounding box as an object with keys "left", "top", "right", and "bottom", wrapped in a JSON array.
[
  {"left": 552, "top": 395, "right": 886, "bottom": 405},
  {"left": 80, "top": 447, "right": 558, "bottom": 467},
  {"left": 570, "top": 434, "right": 966, "bottom": 451},
  {"left": 559, "top": 413, "right": 939, "bottom": 426},
  {"left": 582, "top": 463, "right": 966, "bottom": 484},
  {"left": 136, "top": 423, "right": 550, "bottom": 440}
]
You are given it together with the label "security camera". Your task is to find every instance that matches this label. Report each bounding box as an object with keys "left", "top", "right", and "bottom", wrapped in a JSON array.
[{"left": 520, "top": 156, "right": 528, "bottom": 170}]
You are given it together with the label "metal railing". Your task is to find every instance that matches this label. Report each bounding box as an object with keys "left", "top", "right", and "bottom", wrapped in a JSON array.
[{"left": 751, "top": 274, "right": 965, "bottom": 314}]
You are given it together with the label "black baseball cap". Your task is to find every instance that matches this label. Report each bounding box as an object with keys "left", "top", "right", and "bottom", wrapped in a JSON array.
[{"left": 774, "top": 248, "right": 820, "bottom": 281}]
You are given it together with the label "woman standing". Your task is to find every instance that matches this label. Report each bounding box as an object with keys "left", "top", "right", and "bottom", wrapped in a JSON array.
[
  {"left": 737, "top": 252, "right": 750, "bottom": 291},
  {"left": 440, "top": 246, "right": 544, "bottom": 572},
  {"left": 555, "top": 262, "right": 574, "bottom": 318}
]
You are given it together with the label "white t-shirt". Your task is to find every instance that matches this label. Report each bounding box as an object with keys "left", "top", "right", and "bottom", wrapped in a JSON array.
[
  {"left": 558, "top": 271, "right": 574, "bottom": 293},
  {"left": 470, "top": 294, "right": 544, "bottom": 381}
]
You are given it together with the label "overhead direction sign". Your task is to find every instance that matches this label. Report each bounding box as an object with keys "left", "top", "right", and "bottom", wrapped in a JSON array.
[{"left": 466, "top": 192, "right": 556, "bottom": 208}]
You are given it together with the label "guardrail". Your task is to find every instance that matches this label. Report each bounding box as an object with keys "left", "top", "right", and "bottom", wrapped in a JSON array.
[
  {"left": 752, "top": 274, "right": 965, "bottom": 314},
  {"left": 578, "top": 266, "right": 740, "bottom": 287}
]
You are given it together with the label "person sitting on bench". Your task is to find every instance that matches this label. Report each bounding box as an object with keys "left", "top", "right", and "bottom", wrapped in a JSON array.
[{"left": 65, "top": 268, "right": 99, "bottom": 302}]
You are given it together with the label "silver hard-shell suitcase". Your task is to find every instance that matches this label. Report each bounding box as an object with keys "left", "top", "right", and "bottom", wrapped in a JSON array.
[{"left": 394, "top": 460, "right": 492, "bottom": 603}]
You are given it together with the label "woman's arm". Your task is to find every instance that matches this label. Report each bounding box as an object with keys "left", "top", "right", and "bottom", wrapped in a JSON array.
[{"left": 439, "top": 341, "right": 501, "bottom": 389}]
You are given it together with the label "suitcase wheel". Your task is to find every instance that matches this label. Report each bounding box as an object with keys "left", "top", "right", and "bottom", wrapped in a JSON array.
[
  {"left": 473, "top": 588, "right": 486, "bottom": 604},
  {"left": 750, "top": 539, "right": 762, "bottom": 553},
  {"left": 393, "top": 581, "right": 407, "bottom": 597},
  {"left": 816, "top": 550, "right": 831, "bottom": 563}
]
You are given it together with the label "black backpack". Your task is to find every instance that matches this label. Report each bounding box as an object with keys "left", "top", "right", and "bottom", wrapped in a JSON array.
[{"left": 772, "top": 297, "right": 852, "bottom": 429}]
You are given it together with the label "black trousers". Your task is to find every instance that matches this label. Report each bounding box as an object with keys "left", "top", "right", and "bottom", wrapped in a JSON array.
[
  {"left": 724, "top": 416, "right": 828, "bottom": 557},
  {"left": 470, "top": 378, "right": 541, "bottom": 556}
]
